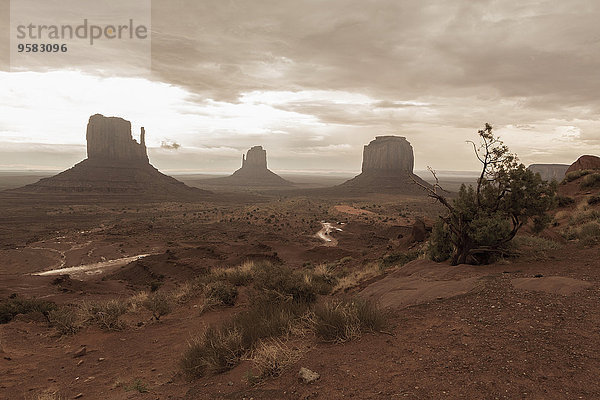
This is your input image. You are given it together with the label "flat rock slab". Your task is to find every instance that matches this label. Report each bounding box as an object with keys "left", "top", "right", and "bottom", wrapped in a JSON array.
[
  {"left": 512, "top": 276, "right": 593, "bottom": 295},
  {"left": 360, "top": 259, "right": 482, "bottom": 309}
]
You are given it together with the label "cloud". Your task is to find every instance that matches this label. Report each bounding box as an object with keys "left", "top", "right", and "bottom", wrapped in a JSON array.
[
  {"left": 2, "top": 0, "right": 600, "bottom": 171},
  {"left": 160, "top": 139, "right": 181, "bottom": 150}
]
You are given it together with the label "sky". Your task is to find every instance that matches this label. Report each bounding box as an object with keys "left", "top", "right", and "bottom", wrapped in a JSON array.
[{"left": 1, "top": 0, "right": 599, "bottom": 173}]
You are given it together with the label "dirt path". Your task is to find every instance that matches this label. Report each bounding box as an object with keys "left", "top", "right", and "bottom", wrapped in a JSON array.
[{"left": 315, "top": 222, "right": 339, "bottom": 246}]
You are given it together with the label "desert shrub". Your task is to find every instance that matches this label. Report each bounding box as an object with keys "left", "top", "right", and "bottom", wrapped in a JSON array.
[
  {"left": 0, "top": 297, "right": 57, "bottom": 324},
  {"left": 80, "top": 300, "right": 128, "bottom": 331},
  {"left": 307, "top": 265, "right": 337, "bottom": 295},
  {"left": 428, "top": 219, "right": 453, "bottom": 262},
  {"left": 313, "top": 299, "right": 385, "bottom": 343},
  {"left": 380, "top": 251, "right": 419, "bottom": 269},
  {"left": 332, "top": 264, "right": 382, "bottom": 294},
  {"left": 570, "top": 208, "right": 600, "bottom": 225},
  {"left": 206, "top": 282, "right": 238, "bottom": 307},
  {"left": 123, "top": 378, "right": 150, "bottom": 393},
  {"left": 48, "top": 306, "right": 82, "bottom": 335},
  {"left": 252, "top": 262, "right": 316, "bottom": 305},
  {"left": 564, "top": 169, "right": 590, "bottom": 182},
  {"left": 143, "top": 292, "right": 173, "bottom": 320},
  {"left": 557, "top": 195, "right": 575, "bottom": 207},
  {"left": 181, "top": 326, "right": 244, "bottom": 378},
  {"left": 579, "top": 222, "right": 600, "bottom": 245},
  {"left": 247, "top": 338, "right": 303, "bottom": 380},
  {"left": 580, "top": 173, "right": 600, "bottom": 189},
  {"left": 588, "top": 195, "right": 600, "bottom": 206},
  {"left": 181, "top": 284, "right": 310, "bottom": 379},
  {"left": 424, "top": 124, "right": 556, "bottom": 265}
]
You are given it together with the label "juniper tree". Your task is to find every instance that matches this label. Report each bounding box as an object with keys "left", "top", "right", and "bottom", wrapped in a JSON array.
[{"left": 415, "top": 123, "right": 556, "bottom": 265}]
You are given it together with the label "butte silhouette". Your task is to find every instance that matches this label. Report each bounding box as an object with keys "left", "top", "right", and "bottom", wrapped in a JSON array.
[
  {"left": 338, "top": 136, "right": 431, "bottom": 194},
  {"left": 14, "top": 114, "right": 208, "bottom": 197},
  {"left": 206, "top": 146, "right": 292, "bottom": 187}
]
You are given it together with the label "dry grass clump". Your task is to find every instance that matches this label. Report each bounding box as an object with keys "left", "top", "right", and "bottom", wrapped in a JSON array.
[
  {"left": 27, "top": 390, "right": 64, "bottom": 400},
  {"left": 332, "top": 263, "right": 382, "bottom": 294},
  {"left": 246, "top": 338, "right": 304, "bottom": 380},
  {"left": 79, "top": 299, "right": 128, "bottom": 331},
  {"left": 580, "top": 173, "right": 600, "bottom": 189},
  {"left": 48, "top": 306, "right": 82, "bottom": 335},
  {"left": 210, "top": 261, "right": 254, "bottom": 286},
  {"left": 181, "top": 326, "right": 244, "bottom": 378},
  {"left": 312, "top": 298, "right": 386, "bottom": 343},
  {"left": 143, "top": 292, "right": 173, "bottom": 321},
  {"left": 0, "top": 297, "right": 57, "bottom": 324},
  {"left": 511, "top": 235, "right": 562, "bottom": 259}
]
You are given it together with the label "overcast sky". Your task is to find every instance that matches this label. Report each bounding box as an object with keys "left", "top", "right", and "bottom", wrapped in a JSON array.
[{"left": 1, "top": 0, "right": 599, "bottom": 173}]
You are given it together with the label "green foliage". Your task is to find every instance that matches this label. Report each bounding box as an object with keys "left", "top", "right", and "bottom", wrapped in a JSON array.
[
  {"left": 123, "top": 379, "right": 150, "bottom": 393},
  {"left": 380, "top": 251, "right": 419, "bottom": 269},
  {"left": 0, "top": 297, "right": 57, "bottom": 324},
  {"left": 557, "top": 195, "right": 575, "bottom": 207},
  {"left": 564, "top": 169, "right": 590, "bottom": 182},
  {"left": 427, "top": 124, "right": 556, "bottom": 265},
  {"left": 581, "top": 173, "right": 600, "bottom": 189},
  {"left": 428, "top": 219, "right": 453, "bottom": 262}
]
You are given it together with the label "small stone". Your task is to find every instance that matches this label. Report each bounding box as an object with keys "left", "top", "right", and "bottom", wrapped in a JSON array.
[
  {"left": 77, "top": 360, "right": 84, "bottom": 366},
  {"left": 98, "top": 358, "right": 105, "bottom": 362},
  {"left": 74, "top": 393, "right": 83, "bottom": 399},
  {"left": 227, "top": 381, "right": 234, "bottom": 386},
  {"left": 298, "top": 367, "right": 320, "bottom": 384},
  {"left": 73, "top": 346, "right": 86, "bottom": 358}
]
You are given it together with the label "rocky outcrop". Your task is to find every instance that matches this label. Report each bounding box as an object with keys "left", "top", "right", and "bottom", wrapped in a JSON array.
[
  {"left": 338, "top": 136, "right": 430, "bottom": 194},
  {"left": 86, "top": 114, "right": 148, "bottom": 163},
  {"left": 362, "top": 136, "right": 414, "bottom": 173},
  {"left": 13, "top": 114, "right": 208, "bottom": 198},
  {"left": 527, "top": 164, "right": 569, "bottom": 182},
  {"left": 241, "top": 146, "right": 267, "bottom": 170},
  {"left": 206, "top": 146, "right": 292, "bottom": 187},
  {"left": 566, "top": 155, "right": 600, "bottom": 174}
]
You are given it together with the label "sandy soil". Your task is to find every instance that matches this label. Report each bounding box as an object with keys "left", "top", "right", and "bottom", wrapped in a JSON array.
[{"left": 1, "top": 181, "right": 599, "bottom": 399}]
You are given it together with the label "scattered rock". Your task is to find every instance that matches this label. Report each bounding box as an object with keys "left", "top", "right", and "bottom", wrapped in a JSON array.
[
  {"left": 298, "top": 367, "right": 320, "bottom": 384},
  {"left": 73, "top": 346, "right": 86, "bottom": 358},
  {"left": 74, "top": 393, "right": 83, "bottom": 399}
]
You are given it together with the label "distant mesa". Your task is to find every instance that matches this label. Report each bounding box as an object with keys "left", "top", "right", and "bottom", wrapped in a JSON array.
[
  {"left": 566, "top": 155, "right": 600, "bottom": 174},
  {"left": 13, "top": 114, "right": 208, "bottom": 197},
  {"left": 527, "top": 164, "right": 569, "bottom": 182},
  {"left": 338, "top": 136, "right": 431, "bottom": 194},
  {"left": 206, "top": 146, "right": 292, "bottom": 187}
]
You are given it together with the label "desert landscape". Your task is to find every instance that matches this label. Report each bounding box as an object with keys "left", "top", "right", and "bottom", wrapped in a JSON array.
[
  {"left": 3, "top": 1, "right": 600, "bottom": 399},
  {"left": 0, "top": 113, "right": 599, "bottom": 400}
]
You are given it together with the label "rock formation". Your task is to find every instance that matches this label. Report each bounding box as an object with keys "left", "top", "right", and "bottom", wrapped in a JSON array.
[
  {"left": 14, "top": 114, "right": 208, "bottom": 198},
  {"left": 361, "top": 136, "right": 414, "bottom": 173},
  {"left": 527, "top": 164, "right": 569, "bottom": 182},
  {"left": 566, "top": 155, "right": 600, "bottom": 174},
  {"left": 339, "top": 136, "right": 430, "bottom": 194},
  {"left": 86, "top": 114, "right": 148, "bottom": 162},
  {"left": 206, "top": 146, "right": 292, "bottom": 187}
]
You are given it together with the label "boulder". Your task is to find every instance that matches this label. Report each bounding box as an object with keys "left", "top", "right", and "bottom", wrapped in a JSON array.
[{"left": 566, "top": 155, "right": 600, "bottom": 174}]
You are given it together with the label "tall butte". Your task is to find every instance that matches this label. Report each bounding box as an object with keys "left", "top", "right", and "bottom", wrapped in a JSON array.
[
  {"left": 15, "top": 114, "right": 208, "bottom": 197},
  {"left": 339, "top": 136, "right": 430, "bottom": 194},
  {"left": 207, "top": 146, "right": 292, "bottom": 186}
]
